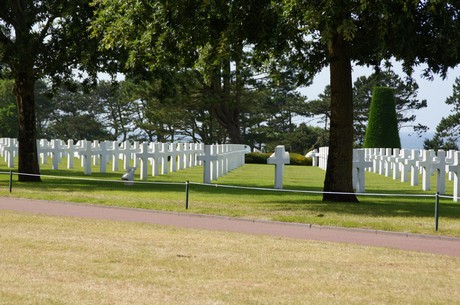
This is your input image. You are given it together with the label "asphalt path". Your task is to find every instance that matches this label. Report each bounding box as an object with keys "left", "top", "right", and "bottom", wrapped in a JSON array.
[{"left": 1, "top": 197, "right": 459, "bottom": 257}]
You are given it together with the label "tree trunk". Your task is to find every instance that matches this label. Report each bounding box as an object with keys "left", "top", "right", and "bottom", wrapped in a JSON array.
[
  {"left": 14, "top": 74, "right": 41, "bottom": 182},
  {"left": 210, "top": 61, "right": 242, "bottom": 144},
  {"left": 323, "top": 33, "right": 358, "bottom": 202}
]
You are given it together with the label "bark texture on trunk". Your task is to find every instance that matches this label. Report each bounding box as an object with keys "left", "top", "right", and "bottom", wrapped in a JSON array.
[
  {"left": 14, "top": 74, "right": 41, "bottom": 182},
  {"left": 323, "top": 33, "right": 358, "bottom": 202}
]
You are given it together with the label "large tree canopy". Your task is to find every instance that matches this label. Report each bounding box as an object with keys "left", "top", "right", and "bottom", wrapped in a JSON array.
[
  {"left": 90, "top": 0, "right": 305, "bottom": 144},
  {"left": 282, "top": 0, "right": 460, "bottom": 201},
  {"left": 0, "top": 0, "right": 106, "bottom": 181},
  {"left": 91, "top": 0, "right": 460, "bottom": 202}
]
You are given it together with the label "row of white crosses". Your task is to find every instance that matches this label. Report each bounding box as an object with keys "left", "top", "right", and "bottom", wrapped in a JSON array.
[
  {"left": 310, "top": 146, "right": 460, "bottom": 201},
  {"left": 0, "top": 138, "right": 247, "bottom": 183},
  {"left": 136, "top": 142, "right": 205, "bottom": 180},
  {"left": 198, "top": 144, "right": 247, "bottom": 184},
  {"left": 0, "top": 138, "right": 17, "bottom": 168}
]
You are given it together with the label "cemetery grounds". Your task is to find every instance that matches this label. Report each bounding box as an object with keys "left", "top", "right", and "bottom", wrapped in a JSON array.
[{"left": 1, "top": 156, "right": 460, "bottom": 304}]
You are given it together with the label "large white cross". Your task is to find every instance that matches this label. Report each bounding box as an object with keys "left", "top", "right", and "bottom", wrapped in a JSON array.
[
  {"left": 353, "top": 149, "right": 373, "bottom": 193},
  {"left": 65, "top": 139, "right": 78, "bottom": 169},
  {"left": 197, "top": 145, "right": 219, "bottom": 184},
  {"left": 267, "top": 145, "right": 290, "bottom": 189},
  {"left": 432, "top": 150, "right": 446, "bottom": 194},
  {"left": 136, "top": 142, "right": 154, "bottom": 180},
  {"left": 78, "top": 140, "right": 99, "bottom": 175},
  {"left": 417, "top": 149, "right": 435, "bottom": 191}
]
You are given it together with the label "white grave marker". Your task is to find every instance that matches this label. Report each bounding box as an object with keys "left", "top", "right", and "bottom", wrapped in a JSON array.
[
  {"left": 267, "top": 145, "right": 290, "bottom": 189},
  {"left": 448, "top": 151, "right": 460, "bottom": 202},
  {"left": 197, "top": 145, "right": 218, "bottom": 184},
  {"left": 353, "top": 149, "right": 372, "bottom": 193}
]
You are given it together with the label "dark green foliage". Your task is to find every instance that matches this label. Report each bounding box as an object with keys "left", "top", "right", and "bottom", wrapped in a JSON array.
[
  {"left": 364, "top": 87, "right": 401, "bottom": 148},
  {"left": 245, "top": 153, "right": 272, "bottom": 164},
  {"left": 0, "top": 79, "right": 17, "bottom": 138},
  {"left": 423, "top": 134, "right": 459, "bottom": 151},
  {"left": 245, "top": 152, "right": 311, "bottom": 166},
  {"left": 263, "top": 123, "right": 329, "bottom": 155}
]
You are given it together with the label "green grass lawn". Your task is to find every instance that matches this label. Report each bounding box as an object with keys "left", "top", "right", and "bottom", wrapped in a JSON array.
[{"left": 1, "top": 157, "right": 459, "bottom": 236}]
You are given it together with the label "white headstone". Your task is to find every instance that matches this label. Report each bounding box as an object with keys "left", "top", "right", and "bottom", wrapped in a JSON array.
[
  {"left": 417, "top": 150, "right": 435, "bottom": 191},
  {"left": 267, "top": 145, "right": 290, "bottom": 189},
  {"left": 448, "top": 151, "right": 460, "bottom": 202},
  {"left": 197, "top": 145, "right": 219, "bottom": 184},
  {"left": 432, "top": 150, "right": 446, "bottom": 194},
  {"left": 136, "top": 142, "right": 152, "bottom": 180},
  {"left": 353, "top": 149, "right": 372, "bottom": 193}
]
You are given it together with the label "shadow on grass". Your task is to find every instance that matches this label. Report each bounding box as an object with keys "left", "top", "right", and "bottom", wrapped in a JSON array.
[{"left": 2, "top": 166, "right": 460, "bottom": 221}]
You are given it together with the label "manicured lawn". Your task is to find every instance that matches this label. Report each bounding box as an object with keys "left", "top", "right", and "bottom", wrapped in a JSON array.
[{"left": 1, "top": 157, "right": 459, "bottom": 236}]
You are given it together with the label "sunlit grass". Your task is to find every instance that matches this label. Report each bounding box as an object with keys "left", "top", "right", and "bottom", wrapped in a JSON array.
[
  {"left": 1, "top": 211, "right": 459, "bottom": 305},
  {"left": 1, "top": 157, "right": 459, "bottom": 236}
]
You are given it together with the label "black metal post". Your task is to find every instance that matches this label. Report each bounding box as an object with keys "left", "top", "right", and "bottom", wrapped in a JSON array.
[
  {"left": 435, "top": 192, "right": 440, "bottom": 231},
  {"left": 9, "top": 170, "right": 13, "bottom": 193},
  {"left": 185, "top": 180, "right": 190, "bottom": 209}
]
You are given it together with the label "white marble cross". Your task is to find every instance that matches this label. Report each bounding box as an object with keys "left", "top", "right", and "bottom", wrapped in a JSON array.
[
  {"left": 78, "top": 140, "right": 99, "bottom": 175},
  {"left": 353, "top": 149, "right": 373, "bottom": 193},
  {"left": 306, "top": 149, "right": 318, "bottom": 167},
  {"left": 396, "top": 149, "right": 411, "bottom": 183},
  {"left": 432, "top": 150, "right": 446, "bottom": 194},
  {"left": 38, "top": 139, "right": 62, "bottom": 170},
  {"left": 111, "top": 141, "right": 120, "bottom": 172},
  {"left": 169, "top": 143, "right": 179, "bottom": 172},
  {"left": 3, "top": 138, "right": 17, "bottom": 168},
  {"left": 448, "top": 151, "right": 460, "bottom": 202},
  {"left": 267, "top": 145, "right": 290, "bottom": 189},
  {"left": 388, "top": 148, "right": 400, "bottom": 180},
  {"left": 197, "top": 145, "right": 219, "bottom": 184},
  {"left": 417, "top": 150, "right": 435, "bottom": 191},
  {"left": 136, "top": 142, "right": 153, "bottom": 180},
  {"left": 65, "top": 139, "right": 78, "bottom": 169}
]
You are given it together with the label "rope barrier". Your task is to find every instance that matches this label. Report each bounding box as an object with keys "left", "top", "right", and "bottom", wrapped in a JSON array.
[
  {"left": 189, "top": 181, "right": 438, "bottom": 199},
  {"left": 4, "top": 171, "right": 184, "bottom": 186},
  {"left": 1, "top": 171, "right": 454, "bottom": 231},
  {"left": 1, "top": 170, "right": 450, "bottom": 199}
]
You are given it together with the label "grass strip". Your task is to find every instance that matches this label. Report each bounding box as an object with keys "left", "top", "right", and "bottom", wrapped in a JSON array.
[{"left": 0, "top": 159, "right": 459, "bottom": 236}]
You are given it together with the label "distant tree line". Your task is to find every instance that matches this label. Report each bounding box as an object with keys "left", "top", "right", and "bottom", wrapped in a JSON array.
[{"left": 0, "top": 68, "right": 427, "bottom": 155}]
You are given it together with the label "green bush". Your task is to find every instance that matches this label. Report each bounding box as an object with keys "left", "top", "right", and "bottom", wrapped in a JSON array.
[
  {"left": 245, "top": 152, "right": 312, "bottom": 166},
  {"left": 245, "top": 152, "right": 272, "bottom": 164},
  {"left": 290, "top": 153, "right": 312, "bottom": 166},
  {"left": 364, "top": 86, "right": 401, "bottom": 148}
]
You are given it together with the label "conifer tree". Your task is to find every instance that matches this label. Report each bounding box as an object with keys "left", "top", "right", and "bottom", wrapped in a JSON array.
[{"left": 364, "top": 87, "right": 401, "bottom": 148}]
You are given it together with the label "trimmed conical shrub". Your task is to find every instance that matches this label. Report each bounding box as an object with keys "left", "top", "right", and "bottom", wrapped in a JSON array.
[{"left": 363, "top": 87, "right": 401, "bottom": 148}]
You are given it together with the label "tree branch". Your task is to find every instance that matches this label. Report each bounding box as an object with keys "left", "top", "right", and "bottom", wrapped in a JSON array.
[
  {"left": 38, "top": 16, "right": 56, "bottom": 43},
  {"left": 0, "top": 30, "right": 12, "bottom": 47}
]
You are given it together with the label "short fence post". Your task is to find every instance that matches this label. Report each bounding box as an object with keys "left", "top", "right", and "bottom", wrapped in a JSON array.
[
  {"left": 435, "top": 192, "right": 440, "bottom": 231},
  {"left": 9, "top": 170, "right": 13, "bottom": 193},
  {"left": 185, "top": 180, "right": 190, "bottom": 209}
]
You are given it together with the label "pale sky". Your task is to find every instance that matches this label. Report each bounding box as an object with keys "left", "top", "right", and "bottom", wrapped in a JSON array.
[{"left": 299, "top": 62, "right": 460, "bottom": 132}]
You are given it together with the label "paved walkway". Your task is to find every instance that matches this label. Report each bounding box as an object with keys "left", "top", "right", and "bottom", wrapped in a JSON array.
[{"left": 1, "top": 197, "right": 459, "bottom": 257}]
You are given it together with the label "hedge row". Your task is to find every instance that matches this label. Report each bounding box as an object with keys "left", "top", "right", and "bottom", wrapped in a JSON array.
[{"left": 245, "top": 152, "right": 312, "bottom": 166}]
